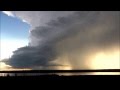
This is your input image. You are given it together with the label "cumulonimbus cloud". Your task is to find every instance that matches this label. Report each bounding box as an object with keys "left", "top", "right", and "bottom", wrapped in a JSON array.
[{"left": 4, "top": 11, "right": 120, "bottom": 69}]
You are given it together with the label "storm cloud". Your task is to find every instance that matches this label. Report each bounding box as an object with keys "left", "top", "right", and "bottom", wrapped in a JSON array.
[{"left": 5, "top": 11, "right": 120, "bottom": 69}]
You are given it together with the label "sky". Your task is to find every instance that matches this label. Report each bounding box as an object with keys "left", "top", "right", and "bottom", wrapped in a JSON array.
[
  {"left": 0, "top": 11, "right": 120, "bottom": 71},
  {"left": 0, "top": 11, "right": 30, "bottom": 60}
]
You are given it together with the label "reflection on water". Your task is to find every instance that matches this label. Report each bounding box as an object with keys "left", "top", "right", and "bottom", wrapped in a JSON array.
[
  {"left": 0, "top": 72, "right": 120, "bottom": 76},
  {"left": 90, "top": 72, "right": 120, "bottom": 75},
  {"left": 58, "top": 72, "right": 120, "bottom": 75}
]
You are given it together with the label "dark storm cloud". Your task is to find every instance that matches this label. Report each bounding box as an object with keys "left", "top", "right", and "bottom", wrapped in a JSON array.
[
  {"left": 6, "top": 45, "right": 58, "bottom": 68},
  {"left": 30, "top": 11, "right": 100, "bottom": 46},
  {"left": 5, "top": 11, "right": 120, "bottom": 69}
]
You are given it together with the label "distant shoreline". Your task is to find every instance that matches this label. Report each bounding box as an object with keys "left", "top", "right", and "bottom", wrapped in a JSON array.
[{"left": 0, "top": 69, "right": 120, "bottom": 73}]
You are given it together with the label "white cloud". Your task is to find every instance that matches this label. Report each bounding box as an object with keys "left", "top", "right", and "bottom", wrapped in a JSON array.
[
  {"left": 22, "top": 19, "right": 28, "bottom": 23},
  {"left": 2, "top": 11, "right": 31, "bottom": 26},
  {"left": 2, "top": 11, "right": 15, "bottom": 17}
]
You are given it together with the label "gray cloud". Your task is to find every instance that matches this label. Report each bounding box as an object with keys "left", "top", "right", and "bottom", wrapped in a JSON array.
[
  {"left": 13, "top": 11, "right": 75, "bottom": 29},
  {"left": 7, "top": 45, "right": 57, "bottom": 68},
  {"left": 5, "top": 11, "right": 120, "bottom": 69}
]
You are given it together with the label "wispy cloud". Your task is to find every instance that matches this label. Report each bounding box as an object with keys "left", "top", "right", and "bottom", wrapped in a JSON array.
[
  {"left": 2, "top": 11, "right": 15, "bottom": 17},
  {"left": 2, "top": 11, "right": 30, "bottom": 25}
]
